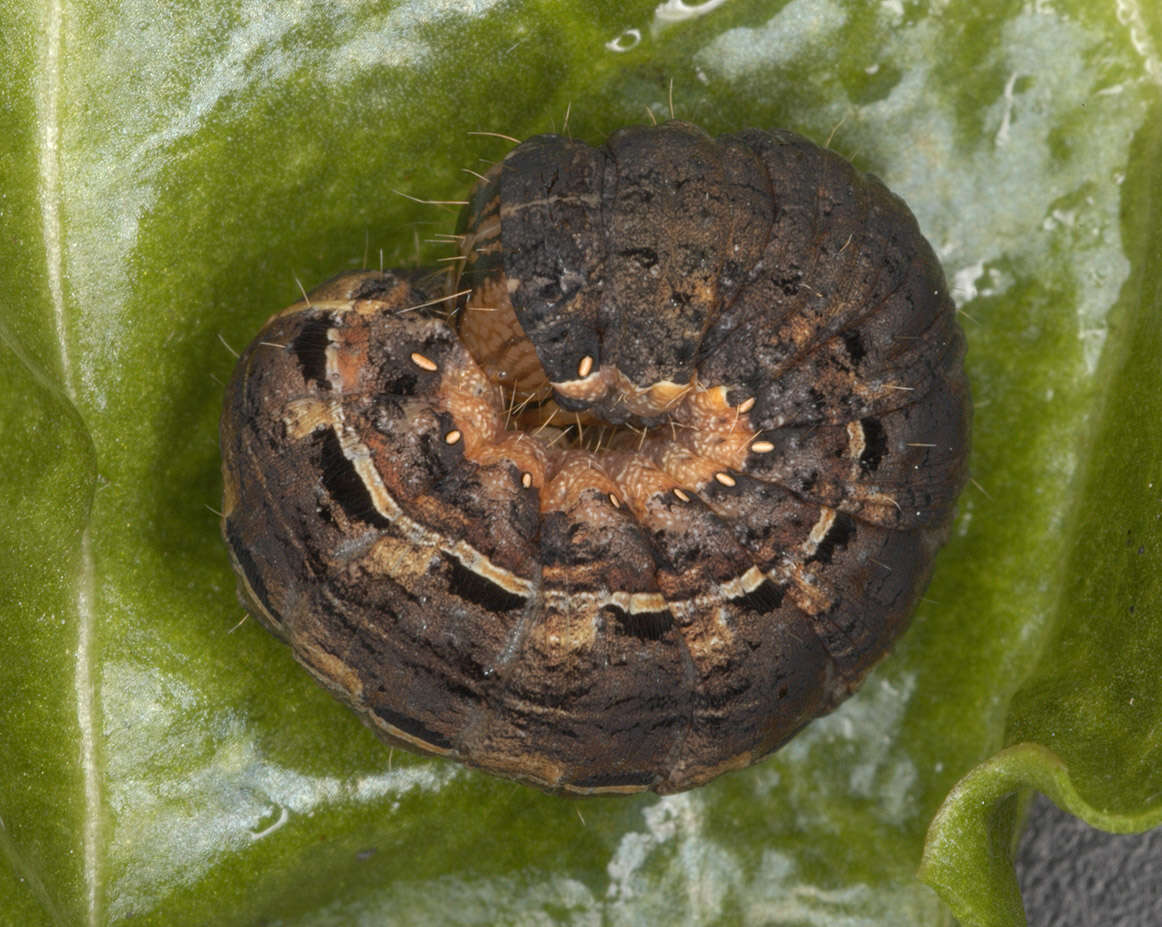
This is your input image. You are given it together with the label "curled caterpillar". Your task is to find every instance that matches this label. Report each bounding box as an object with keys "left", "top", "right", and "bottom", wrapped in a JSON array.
[{"left": 220, "top": 121, "right": 970, "bottom": 794}]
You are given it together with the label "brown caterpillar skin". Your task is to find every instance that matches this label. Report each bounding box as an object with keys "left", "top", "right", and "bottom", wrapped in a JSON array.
[{"left": 220, "top": 121, "right": 970, "bottom": 794}]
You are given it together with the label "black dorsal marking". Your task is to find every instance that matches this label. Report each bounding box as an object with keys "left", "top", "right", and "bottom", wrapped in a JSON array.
[
  {"left": 372, "top": 705, "right": 452, "bottom": 751},
  {"left": 292, "top": 315, "right": 332, "bottom": 388},
  {"left": 809, "top": 512, "right": 855, "bottom": 565},
  {"left": 841, "top": 329, "right": 865, "bottom": 364},
  {"left": 224, "top": 517, "right": 275, "bottom": 619},
  {"left": 731, "top": 577, "right": 786, "bottom": 614},
  {"left": 602, "top": 603, "right": 674, "bottom": 642},
  {"left": 318, "top": 429, "right": 391, "bottom": 529},
  {"left": 570, "top": 770, "right": 656, "bottom": 790},
  {"left": 446, "top": 555, "right": 527, "bottom": 613},
  {"left": 859, "top": 417, "right": 887, "bottom": 473}
]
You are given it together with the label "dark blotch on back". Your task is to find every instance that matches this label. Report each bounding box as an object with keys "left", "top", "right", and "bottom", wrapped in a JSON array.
[
  {"left": 224, "top": 516, "right": 275, "bottom": 619},
  {"left": 731, "top": 577, "right": 786, "bottom": 614},
  {"left": 620, "top": 247, "right": 659, "bottom": 270},
  {"left": 291, "top": 314, "right": 332, "bottom": 388},
  {"left": 808, "top": 512, "right": 855, "bottom": 565},
  {"left": 859, "top": 417, "right": 887, "bottom": 473},
  {"left": 602, "top": 603, "right": 674, "bottom": 642},
  {"left": 318, "top": 429, "right": 391, "bottom": 529},
  {"left": 446, "top": 555, "right": 527, "bottom": 613},
  {"left": 377, "top": 367, "right": 418, "bottom": 398},
  {"left": 841, "top": 330, "right": 866, "bottom": 365},
  {"left": 372, "top": 705, "right": 453, "bottom": 751},
  {"left": 571, "top": 770, "right": 656, "bottom": 790}
]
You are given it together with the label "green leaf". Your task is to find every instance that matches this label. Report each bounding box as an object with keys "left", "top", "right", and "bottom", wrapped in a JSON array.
[
  {"left": 920, "top": 90, "right": 1162, "bottom": 927},
  {"left": 1, "top": 1, "right": 1159, "bottom": 924}
]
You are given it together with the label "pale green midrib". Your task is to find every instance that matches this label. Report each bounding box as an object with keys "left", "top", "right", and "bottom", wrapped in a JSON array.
[{"left": 36, "top": 2, "right": 101, "bottom": 925}]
